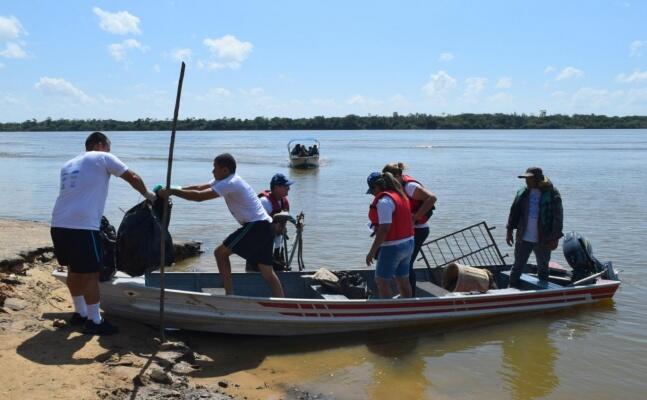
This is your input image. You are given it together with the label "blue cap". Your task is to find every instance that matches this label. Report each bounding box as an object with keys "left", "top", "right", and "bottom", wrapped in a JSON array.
[
  {"left": 270, "top": 173, "right": 293, "bottom": 187},
  {"left": 366, "top": 172, "right": 382, "bottom": 194}
]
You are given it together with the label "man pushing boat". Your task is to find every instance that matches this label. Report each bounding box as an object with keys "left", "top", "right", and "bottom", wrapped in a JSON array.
[{"left": 158, "top": 153, "right": 285, "bottom": 297}]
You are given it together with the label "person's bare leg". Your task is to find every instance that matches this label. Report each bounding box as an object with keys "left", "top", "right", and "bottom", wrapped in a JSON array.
[
  {"left": 67, "top": 272, "right": 84, "bottom": 297},
  {"left": 375, "top": 277, "right": 393, "bottom": 299},
  {"left": 395, "top": 276, "right": 413, "bottom": 298},
  {"left": 215, "top": 245, "right": 234, "bottom": 295},
  {"left": 83, "top": 272, "right": 100, "bottom": 305},
  {"left": 258, "top": 264, "right": 285, "bottom": 297}
]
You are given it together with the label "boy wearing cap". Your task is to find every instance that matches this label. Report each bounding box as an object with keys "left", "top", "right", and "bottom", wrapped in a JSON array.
[
  {"left": 506, "top": 167, "right": 564, "bottom": 288},
  {"left": 247, "top": 173, "right": 293, "bottom": 271},
  {"left": 159, "top": 153, "right": 284, "bottom": 297}
]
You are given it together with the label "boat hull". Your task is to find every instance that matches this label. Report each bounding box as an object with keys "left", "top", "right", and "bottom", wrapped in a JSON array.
[
  {"left": 52, "top": 271, "right": 619, "bottom": 336},
  {"left": 289, "top": 155, "right": 319, "bottom": 169}
]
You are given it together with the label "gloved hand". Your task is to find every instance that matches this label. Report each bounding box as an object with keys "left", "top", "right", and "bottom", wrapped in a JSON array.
[
  {"left": 144, "top": 190, "right": 157, "bottom": 203},
  {"left": 153, "top": 184, "right": 182, "bottom": 193}
]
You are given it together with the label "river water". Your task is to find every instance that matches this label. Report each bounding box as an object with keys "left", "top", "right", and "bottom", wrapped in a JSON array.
[{"left": 1, "top": 130, "right": 645, "bottom": 399}]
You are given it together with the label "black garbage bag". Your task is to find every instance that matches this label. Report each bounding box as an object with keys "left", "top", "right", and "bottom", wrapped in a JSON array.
[
  {"left": 116, "top": 198, "right": 174, "bottom": 277},
  {"left": 315, "top": 269, "right": 373, "bottom": 299},
  {"left": 335, "top": 271, "right": 373, "bottom": 299},
  {"left": 99, "top": 216, "right": 117, "bottom": 282}
]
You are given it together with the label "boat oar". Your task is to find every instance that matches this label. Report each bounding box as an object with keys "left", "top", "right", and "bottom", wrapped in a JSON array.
[
  {"left": 568, "top": 270, "right": 607, "bottom": 287},
  {"left": 159, "top": 61, "right": 186, "bottom": 342}
]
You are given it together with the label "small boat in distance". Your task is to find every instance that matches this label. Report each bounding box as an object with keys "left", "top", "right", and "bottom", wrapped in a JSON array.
[{"left": 288, "top": 139, "right": 320, "bottom": 169}]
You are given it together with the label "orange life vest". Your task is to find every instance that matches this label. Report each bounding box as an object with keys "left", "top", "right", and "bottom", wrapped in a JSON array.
[
  {"left": 259, "top": 190, "right": 290, "bottom": 217},
  {"left": 368, "top": 190, "right": 414, "bottom": 241},
  {"left": 401, "top": 175, "right": 433, "bottom": 224}
]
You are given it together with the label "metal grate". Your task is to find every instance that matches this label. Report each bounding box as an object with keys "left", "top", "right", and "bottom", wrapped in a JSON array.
[{"left": 419, "top": 221, "right": 508, "bottom": 270}]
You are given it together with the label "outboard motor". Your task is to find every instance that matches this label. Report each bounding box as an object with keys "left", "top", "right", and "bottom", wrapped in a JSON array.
[{"left": 563, "top": 231, "right": 617, "bottom": 282}]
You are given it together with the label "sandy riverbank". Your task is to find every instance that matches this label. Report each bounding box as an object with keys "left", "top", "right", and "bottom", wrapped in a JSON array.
[{"left": 0, "top": 219, "right": 310, "bottom": 400}]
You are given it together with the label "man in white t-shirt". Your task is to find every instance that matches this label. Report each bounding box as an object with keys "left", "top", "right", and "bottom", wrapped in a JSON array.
[
  {"left": 506, "top": 167, "right": 564, "bottom": 289},
  {"left": 158, "top": 153, "right": 285, "bottom": 297},
  {"left": 50, "top": 132, "right": 156, "bottom": 335}
]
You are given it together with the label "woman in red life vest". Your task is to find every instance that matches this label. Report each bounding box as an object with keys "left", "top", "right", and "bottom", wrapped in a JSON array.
[
  {"left": 382, "top": 162, "right": 438, "bottom": 294},
  {"left": 366, "top": 171, "right": 415, "bottom": 298}
]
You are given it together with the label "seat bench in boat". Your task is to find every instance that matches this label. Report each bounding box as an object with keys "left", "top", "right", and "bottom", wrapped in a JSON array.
[
  {"left": 310, "top": 284, "right": 349, "bottom": 300},
  {"left": 500, "top": 271, "right": 562, "bottom": 290}
]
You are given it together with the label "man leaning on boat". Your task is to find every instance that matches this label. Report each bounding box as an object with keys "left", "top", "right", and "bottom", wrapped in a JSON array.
[
  {"left": 158, "top": 153, "right": 285, "bottom": 297},
  {"left": 506, "top": 167, "right": 563, "bottom": 289}
]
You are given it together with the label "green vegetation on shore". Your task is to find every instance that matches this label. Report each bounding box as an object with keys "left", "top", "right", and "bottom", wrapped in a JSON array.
[{"left": 2, "top": 113, "right": 647, "bottom": 132}]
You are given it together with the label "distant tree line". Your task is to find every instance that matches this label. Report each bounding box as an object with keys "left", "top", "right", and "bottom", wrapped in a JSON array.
[{"left": 1, "top": 113, "right": 647, "bottom": 132}]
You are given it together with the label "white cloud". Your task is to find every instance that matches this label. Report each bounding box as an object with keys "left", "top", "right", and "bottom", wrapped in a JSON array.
[
  {"left": 241, "top": 87, "right": 265, "bottom": 97},
  {"left": 172, "top": 48, "right": 192, "bottom": 62},
  {"left": 0, "top": 41, "right": 26, "bottom": 58},
  {"left": 203, "top": 35, "right": 252, "bottom": 69},
  {"left": 464, "top": 77, "right": 487, "bottom": 96},
  {"left": 310, "top": 98, "right": 337, "bottom": 107},
  {"left": 97, "top": 94, "right": 125, "bottom": 105},
  {"left": 34, "top": 77, "right": 93, "bottom": 103},
  {"left": 422, "top": 70, "right": 456, "bottom": 97},
  {"left": 570, "top": 87, "right": 617, "bottom": 109},
  {"left": 108, "top": 39, "right": 147, "bottom": 62},
  {"left": 439, "top": 52, "right": 454, "bottom": 62},
  {"left": 625, "top": 88, "right": 647, "bottom": 106},
  {"left": 0, "top": 16, "right": 26, "bottom": 40},
  {"left": 630, "top": 40, "right": 646, "bottom": 57},
  {"left": 555, "top": 66, "right": 583, "bottom": 81},
  {"left": 544, "top": 66, "right": 556, "bottom": 74},
  {"left": 486, "top": 92, "right": 512, "bottom": 103},
  {"left": 495, "top": 77, "right": 512, "bottom": 89},
  {"left": 153, "top": 64, "right": 160, "bottom": 73},
  {"left": 389, "top": 94, "right": 410, "bottom": 107},
  {"left": 93, "top": 7, "right": 141, "bottom": 35},
  {"left": 346, "top": 94, "right": 382, "bottom": 106},
  {"left": 616, "top": 69, "right": 647, "bottom": 83},
  {"left": 196, "top": 87, "right": 232, "bottom": 101}
]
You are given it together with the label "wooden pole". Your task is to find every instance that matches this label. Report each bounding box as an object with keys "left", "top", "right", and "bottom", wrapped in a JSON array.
[{"left": 159, "top": 61, "right": 186, "bottom": 342}]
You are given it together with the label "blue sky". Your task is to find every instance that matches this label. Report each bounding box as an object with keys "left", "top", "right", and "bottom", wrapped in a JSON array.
[{"left": 1, "top": 0, "right": 646, "bottom": 121}]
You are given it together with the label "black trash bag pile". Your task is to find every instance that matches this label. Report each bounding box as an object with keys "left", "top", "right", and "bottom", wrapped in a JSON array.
[
  {"left": 116, "top": 197, "right": 174, "bottom": 277},
  {"left": 99, "top": 216, "right": 117, "bottom": 282},
  {"left": 316, "top": 269, "right": 373, "bottom": 299}
]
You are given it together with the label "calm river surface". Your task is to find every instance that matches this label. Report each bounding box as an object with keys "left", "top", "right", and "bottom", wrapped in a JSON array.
[{"left": 1, "top": 129, "right": 646, "bottom": 399}]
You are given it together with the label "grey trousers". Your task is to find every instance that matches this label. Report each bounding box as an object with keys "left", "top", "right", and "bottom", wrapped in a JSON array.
[{"left": 509, "top": 240, "right": 551, "bottom": 288}]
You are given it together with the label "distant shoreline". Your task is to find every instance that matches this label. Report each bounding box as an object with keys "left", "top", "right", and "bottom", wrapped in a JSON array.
[{"left": 2, "top": 113, "right": 647, "bottom": 132}]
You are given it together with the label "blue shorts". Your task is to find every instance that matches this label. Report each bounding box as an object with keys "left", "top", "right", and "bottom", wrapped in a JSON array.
[{"left": 375, "top": 239, "right": 414, "bottom": 279}]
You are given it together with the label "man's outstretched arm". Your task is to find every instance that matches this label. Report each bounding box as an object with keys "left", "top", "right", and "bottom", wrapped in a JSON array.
[
  {"left": 120, "top": 170, "right": 156, "bottom": 201},
  {"left": 158, "top": 187, "right": 219, "bottom": 202}
]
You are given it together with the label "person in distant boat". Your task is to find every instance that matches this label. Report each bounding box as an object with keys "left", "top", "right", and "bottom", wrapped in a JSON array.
[
  {"left": 366, "top": 171, "right": 415, "bottom": 298},
  {"left": 311, "top": 144, "right": 319, "bottom": 156},
  {"left": 50, "top": 131, "right": 156, "bottom": 335},
  {"left": 246, "top": 173, "right": 293, "bottom": 271},
  {"left": 506, "top": 167, "right": 563, "bottom": 288},
  {"left": 382, "top": 162, "right": 437, "bottom": 293},
  {"left": 158, "top": 153, "right": 285, "bottom": 297},
  {"left": 291, "top": 144, "right": 301, "bottom": 156}
]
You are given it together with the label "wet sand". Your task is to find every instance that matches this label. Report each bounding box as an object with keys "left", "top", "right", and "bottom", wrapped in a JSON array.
[{"left": 0, "top": 219, "right": 301, "bottom": 400}]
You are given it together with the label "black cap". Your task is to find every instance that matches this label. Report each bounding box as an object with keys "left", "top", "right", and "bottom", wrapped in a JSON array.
[
  {"left": 366, "top": 172, "right": 382, "bottom": 194},
  {"left": 518, "top": 167, "right": 544, "bottom": 180},
  {"left": 270, "top": 173, "right": 293, "bottom": 187}
]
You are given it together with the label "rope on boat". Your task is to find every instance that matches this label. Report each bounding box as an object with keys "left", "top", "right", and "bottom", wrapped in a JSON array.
[{"left": 285, "top": 212, "right": 306, "bottom": 271}]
